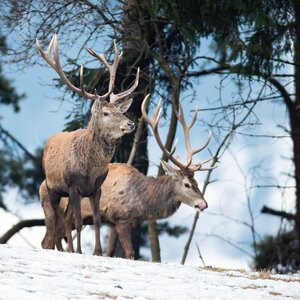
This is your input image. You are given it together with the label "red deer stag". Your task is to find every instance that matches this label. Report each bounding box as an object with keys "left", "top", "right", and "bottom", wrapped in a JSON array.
[
  {"left": 40, "top": 94, "right": 213, "bottom": 258},
  {"left": 36, "top": 34, "right": 139, "bottom": 255}
]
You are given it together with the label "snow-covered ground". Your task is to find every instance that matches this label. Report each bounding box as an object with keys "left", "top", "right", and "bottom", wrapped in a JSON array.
[{"left": 0, "top": 245, "right": 299, "bottom": 300}]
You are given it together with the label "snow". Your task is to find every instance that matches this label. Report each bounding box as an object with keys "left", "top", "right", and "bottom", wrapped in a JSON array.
[{"left": 0, "top": 245, "right": 299, "bottom": 300}]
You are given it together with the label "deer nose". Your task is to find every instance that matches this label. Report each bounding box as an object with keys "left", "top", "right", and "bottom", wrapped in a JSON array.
[
  {"left": 195, "top": 200, "right": 208, "bottom": 211},
  {"left": 128, "top": 120, "right": 135, "bottom": 131}
]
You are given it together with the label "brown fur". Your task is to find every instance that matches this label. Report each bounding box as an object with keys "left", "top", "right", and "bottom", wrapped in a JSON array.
[
  {"left": 41, "top": 99, "right": 135, "bottom": 255},
  {"left": 41, "top": 162, "right": 208, "bottom": 258}
]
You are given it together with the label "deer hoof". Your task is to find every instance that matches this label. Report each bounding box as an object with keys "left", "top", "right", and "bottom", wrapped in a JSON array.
[{"left": 93, "top": 250, "right": 102, "bottom": 256}]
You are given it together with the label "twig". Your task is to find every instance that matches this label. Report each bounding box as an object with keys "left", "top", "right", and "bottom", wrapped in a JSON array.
[
  {"left": 196, "top": 242, "right": 206, "bottom": 267},
  {"left": 0, "top": 125, "right": 38, "bottom": 162},
  {"left": 127, "top": 117, "right": 144, "bottom": 166}
]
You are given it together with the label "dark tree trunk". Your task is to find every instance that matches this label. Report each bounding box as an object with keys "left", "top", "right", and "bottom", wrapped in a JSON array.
[
  {"left": 148, "top": 83, "right": 181, "bottom": 262},
  {"left": 292, "top": 2, "right": 300, "bottom": 245},
  {"left": 111, "top": 0, "right": 152, "bottom": 259}
]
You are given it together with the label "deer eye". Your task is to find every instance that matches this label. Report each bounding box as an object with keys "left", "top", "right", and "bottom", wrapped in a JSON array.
[{"left": 184, "top": 183, "right": 191, "bottom": 189}]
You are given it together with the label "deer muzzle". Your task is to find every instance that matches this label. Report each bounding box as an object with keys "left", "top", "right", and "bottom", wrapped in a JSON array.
[
  {"left": 194, "top": 200, "right": 208, "bottom": 211},
  {"left": 121, "top": 120, "right": 135, "bottom": 133}
]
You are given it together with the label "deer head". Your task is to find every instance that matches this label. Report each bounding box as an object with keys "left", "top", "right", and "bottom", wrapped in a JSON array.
[
  {"left": 36, "top": 34, "right": 139, "bottom": 138},
  {"left": 142, "top": 94, "right": 214, "bottom": 211}
]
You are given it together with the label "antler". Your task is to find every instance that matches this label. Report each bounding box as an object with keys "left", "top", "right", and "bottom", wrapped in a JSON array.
[
  {"left": 86, "top": 41, "right": 140, "bottom": 104},
  {"left": 36, "top": 34, "right": 139, "bottom": 103},
  {"left": 142, "top": 94, "right": 213, "bottom": 172}
]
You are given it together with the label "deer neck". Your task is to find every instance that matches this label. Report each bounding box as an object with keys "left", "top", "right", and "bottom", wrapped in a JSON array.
[
  {"left": 69, "top": 117, "right": 116, "bottom": 177},
  {"left": 87, "top": 116, "right": 116, "bottom": 157},
  {"left": 143, "top": 175, "right": 181, "bottom": 220}
]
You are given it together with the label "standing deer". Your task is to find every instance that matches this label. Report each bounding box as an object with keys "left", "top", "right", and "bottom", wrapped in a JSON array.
[
  {"left": 40, "top": 94, "right": 213, "bottom": 258},
  {"left": 36, "top": 34, "right": 139, "bottom": 255}
]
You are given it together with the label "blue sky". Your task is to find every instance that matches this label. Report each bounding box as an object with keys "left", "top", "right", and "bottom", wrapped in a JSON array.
[{"left": 2, "top": 64, "right": 74, "bottom": 152}]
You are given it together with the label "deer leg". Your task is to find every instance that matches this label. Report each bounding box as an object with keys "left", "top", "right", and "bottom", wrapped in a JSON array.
[
  {"left": 89, "top": 188, "right": 102, "bottom": 256},
  {"left": 106, "top": 225, "right": 118, "bottom": 257},
  {"left": 40, "top": 182, "right": 56, "bottom": 250},
  {"left": 69, "top": 187, "right": 82, "bottom": 254},
  {"left": 47, "top": 189, "right": 61, "bottom": 250},
  {"left": 55, "top": 200, "right": 69, "bottom": 252},
  {"left": 63, "top": 201, "right": 75, "bottom": 253},
  {"left": 54, "top": 214, "right": 65, "bottom": 252},
  {"left": 115, "top": 223, "right": 134, "bottom": 259},
  {"left": 55, "top": 238, "right": 64, "bottom": 252}
]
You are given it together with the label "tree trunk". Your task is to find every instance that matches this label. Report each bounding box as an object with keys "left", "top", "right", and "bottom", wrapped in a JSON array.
[
  {"left": 148, "top": 82, "right": 181, "bottom": 262},
  {"left": 111, "top": 0, "right": 152, "bottom": 259},
  {"left": 292, "top": 2, "right": 300, "bottom": 246}
]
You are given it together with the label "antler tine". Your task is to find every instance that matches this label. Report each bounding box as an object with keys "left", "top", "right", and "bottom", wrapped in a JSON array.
[
  {"left": 174, "top": 101, "right": 186, "bottom": 127},
  {"left": 86, "top": 41, "right": 139, "bottom": 104},
  {"left": 36, "top": 35, "right": 55, "bottom": 69},
  {"left": 176, "top": 102, "right": 194, "bottom": 163},
  {"left": 192, "top": 155, "right": 217, "bottom": 172},
  {"left": 36, "top": 34, "right": 99, "bottom": 101},
  {"left": 85, "top": 46, "right": 118, "bottom": 100},
  {"left": 189, "top": 108, "right": 199, "bottom": 129},
  {"left": 142, "top": 95, "right": 187, "bottom": 170},
  {"left": 153, "top": 97, "right": 162, "bottom": 128},
  {"left": 86, "top": 47, "right": 111, "bottom": 70},
  {"left": 142, "top": 95, "right": 214, "bottom": 172},
  {"left": 86, "top": 40, "right": 121, "bottom": 93},
  {"left": 109, "top": 67, "right": 140, "bottom": 104},
  {"left": 141, "top": 94, "right": 153, "bottom": 125},
  {"left": 109, "top": 40, "right": 122, "bottom": 94},
  {"left": 173, "top": 101, "right": 214, "bottom": 172},
  {"left": 79, "top": 64, "right": 85, "bottom": 94},
  {"left": 46, "top": 35, "right": 55, "bottom": 54},
  {"left": 170, "top": 138, "right": 178, "bottom": 156}
]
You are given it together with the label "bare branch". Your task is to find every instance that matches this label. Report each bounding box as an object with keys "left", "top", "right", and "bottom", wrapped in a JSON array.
[
  {"left": 266, "top": 76, "right": 294, "bottom": 111},
  {"left": 0, "top": 125, "right": 38, "bottom": 162},
  {"left": 261, "top": 206, "right": 296, "bottom": 221},
  {"left": 187, "top": 65, "right": 230, "bottom": 77},
  {"left": 0, "top": 219, "right": 45, "bottom": 244},
  {"left": 127, "top": 117, "right": 144, "bottom": 166},
  {"left": 181, "top": 100, "right": 258, "bottom": 265}
]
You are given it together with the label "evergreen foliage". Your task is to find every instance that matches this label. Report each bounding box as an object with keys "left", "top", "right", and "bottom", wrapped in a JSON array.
[{"left": 254, "top": 231, "right": 300, "bottom": 273}]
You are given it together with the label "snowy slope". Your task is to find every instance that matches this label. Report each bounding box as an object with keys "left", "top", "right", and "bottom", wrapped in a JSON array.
[{"left": 0, "top": 245, "right": 299, "bottom": 300}]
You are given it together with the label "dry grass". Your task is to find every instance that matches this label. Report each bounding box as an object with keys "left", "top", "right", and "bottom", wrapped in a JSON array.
[
  {"left": 203, "top": 266, "right": 247, "bottom": 274},
  {"left": 242, "top": 284, "right": 266, "bottom": 290},
  {"left": 250, "top": 270, "right": 300, "bottom": 283},
  {"left": 204, "top": 267, "right": 300, "bottom": 283},
  {"left": 250, "top": 270, "right": 273, "bottom": 280},
  {"left": 269, "top": 291, "right": 282, "bottom": 296}
]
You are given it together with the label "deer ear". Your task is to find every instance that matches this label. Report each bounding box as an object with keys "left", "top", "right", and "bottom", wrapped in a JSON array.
[
  {"left": 115, "top": 98, "right": 133, "bottom": 114},
  {"left": 161, "top": 160, "right": 178, "bottom": 177}
]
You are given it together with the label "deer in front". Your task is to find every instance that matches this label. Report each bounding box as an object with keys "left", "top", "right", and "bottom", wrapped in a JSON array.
[
  {"left": 36, "top": 34, "right": 139, "bottom": 255},
  {"left": 40, "top": 94, "right": 213, "bottom": 258}
]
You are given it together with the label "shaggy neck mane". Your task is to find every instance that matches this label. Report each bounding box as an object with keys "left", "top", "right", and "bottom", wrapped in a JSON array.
[
  {"left": 87, "top": 115, "right": 116, "bottom": 155},
  {"left": 70, "top": 115, "right": 116, "bottom": 170},
  {"left": 87, "top": 115, "right": 104, "bottom": 139},
  {"left": 142, "top": 175, "right": 181, "bottom": 220}
]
